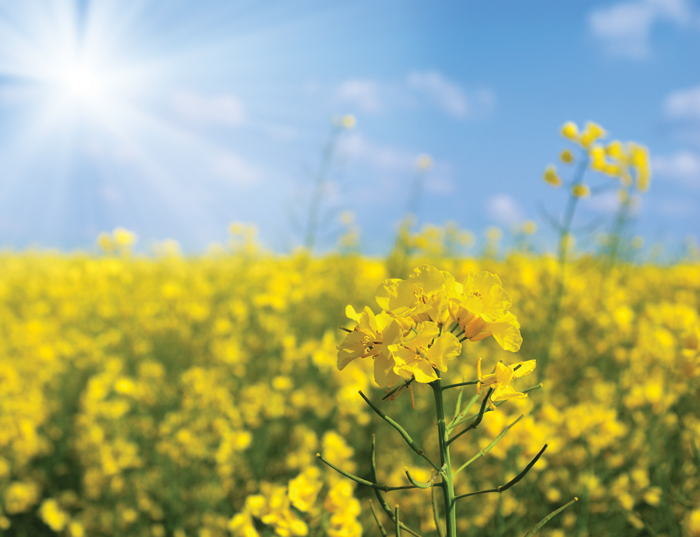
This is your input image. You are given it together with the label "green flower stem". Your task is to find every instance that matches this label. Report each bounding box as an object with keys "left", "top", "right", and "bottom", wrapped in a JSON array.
[
  {"left": 431, "top": 485, "right": 445, "bottom": 537},
  {"left": 370, "top": 435, "right": 423, "bottom": 537},
  {"left": 359, "top": 391, "right": 440, "bottom": 472},
  {"left": 540, "top": 150, "right": 589, "bottom": 377},
  {"left": 522, "top": 497, "right": 578, "bottom": 537},
  {"left": 304, "top": 124, "right": 342, "bottom": 252},
  {"left": 316, "top": 453, "right": 415, "bottom": 491},
  {"left": 395, "top": 505, "right": 401, "bottom": 537},
  {"left": 450, "top": 384, "right": 543, "bottom": 429},
  {"left": 447, "top": 388, "right": 493, "bottom": 447},
  {"left": 454, "top": 444, "right": 548, "bottom": 502},
  {"left": 431, "top": 377, "right": 457, "bottom": 537},
  {"left": 452, "top": 382, "right": 465, "bottom": 420},
  {"left": 404, "top": 468, "right": 433, "bottom": 489},
  {"left": 441, "top": 380, "right": 478, "bottom": 390},
  {"left": 452, "top": 415, "right": 524, "bottom": 477},
  {"left": 447, "top": 393, "right": 480, "bottom": 431},
  {"left": 368, "top": 500, "right": 388, "bottom": 537}
]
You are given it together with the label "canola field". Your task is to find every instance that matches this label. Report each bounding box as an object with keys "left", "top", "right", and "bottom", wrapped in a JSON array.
[{"left": 0, "top": 244, "right": 699, "bottom": 537}]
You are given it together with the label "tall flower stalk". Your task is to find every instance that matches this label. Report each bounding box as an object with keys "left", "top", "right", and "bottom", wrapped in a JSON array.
[
  {"left": 539, "top": 121, "right": 651, "bottom": 377},
  {"left": 323, "top": 265, "right": 574, "bottom": 536},
  {"left": 303, "top": 114, "right": 356, "bottom": 252}
]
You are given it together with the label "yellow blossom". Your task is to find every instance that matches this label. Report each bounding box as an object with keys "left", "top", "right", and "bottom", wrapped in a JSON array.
[
  {"left": 522, "top": 220, "right": 537, "bottom": 235},
  {"left": 560, "top": 149, "right": 574, "bottom": 164},
  {"left": 561, "top": 121, "right": 579, "bottom": 141},
  {"left": 415, "top": 153, "right": 433, "bottom": 170},
  {"left": 387, "top": 322, "right": 462, "bottom": 384},
  {"left": 39, "top": 499, "right": 69, "bottom": 532},
  {"left": 477, "top": 359, "right": 536, "bottom": 404},
  {"left": 341, "top": 114, "right": 356, "bottom": 129},
  {"left": 543, "top": 165, "right": 562, "bottom": 187},
  {"left": 572, "top": 184, "right": 590, "bottom": 198},
  {"left": 579, "top": 122, "right": 606, "bottom": 148},
  {"left": 450, "top": 271, "right": 523, "bottom": 352},
  {"left": 288, "top": 468, "right": 322, "bottom": 512},
  {"left": 375, "top": 265, "right": 455, "bottom": 324}
]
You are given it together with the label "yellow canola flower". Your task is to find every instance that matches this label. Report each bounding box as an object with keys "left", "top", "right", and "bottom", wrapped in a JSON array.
[
  {"left": 260, "top": 485, "right": 309, "bottom": 537},
  {"left": 341, "top": 114, "right": 356, "bottom": 129},
  {"left": 288, "top": 467, "right": 322, "bottom": 512},
  {"left": 375, "top": 265, "right": 455, "bottom": 325},
  {"left": 228, "top": 511, "right": 260, "bottom": 537},
  {"left": 323, "top": 482, "right": 362, "bottom": 537},
  {"left": 543, "top": 165, "right": 562, "bottom": 187},
  {"left": 572, "top": 184, "right": 590, "bottom": 198},
  {"left": 113, "top": 227, "right": 137, "bottom": 248},
  {"left": 386, "top": 321, "right": 462, "bottom": 384},
  {"left": 38, "top": 498, "right": 70, "bottom": 532},
  {"left": 415, "top": 153, "right": 434, "bottom": 170},
  {"left": 629, "top": 142, "right": 651, "bottom": 192},
  {"left": 560, "top": 149, "right": 574, "bottom": 164},
  {"left": 522, "top": 220, "right": 537, "bottom": 235},
  {"left": 450, "top": 271, "right": 523, "bottom": 352},
  {"left": 561, "top": 121, "right": 579, "bottom": 141},
  {"left": 606, "top": 140, "right": 625, "bottom": 160},
  {"left": 338, "top": 265, "right": 521, "bottom": 387},
  {"left": 336, "top": 306, "right": 391, "bottom": 371},
  {"left": 97, "top": 232, "right": 113, "bottom": 253},
  {"left": 579, "top": 122, "right": 606, "bottom": 148},
  {"left": 687, "top": 508, "right": 700, "bottom": 536},
  {"left": 477, "top": 358, "right": 536, "bottom": 404}
]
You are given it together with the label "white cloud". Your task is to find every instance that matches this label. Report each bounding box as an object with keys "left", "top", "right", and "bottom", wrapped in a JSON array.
[
  {"left": 407, "top": 71, "right": 470, "bottom": 118},
  {"left": 486, "top": 195, "right": 524, "bottom": 224},
  {"left": 663, "top": 85, "right": 700, "bottom": 120},
  {"left": 589, "top": 0, "right": 693, "bottom": 58},
  {"left": 172, "top": 91, "right": 245, "bottom": 126},
  {"left": 333, "top": 73, "right": 495, "bottom": 120},
  {"left": 338, "top": 133, "right": 456, "bottom": 194},
  {"left": 587, "top": 191, "right": 623, "bottom": 214},
  {"left": 339, "top": 132, "right": 413, "bottom": 173},
  {"left": 335, "top": 79, "right": 383, "bottom": 113},
  {"left": 424, "top": 174, "right": 455, "bottom": 195},
  {"left": 211, "top": 152, "right": 262, "bottom": 186},
  {"left": 653, "top": 151, "right": 700, "bottom": 187}
]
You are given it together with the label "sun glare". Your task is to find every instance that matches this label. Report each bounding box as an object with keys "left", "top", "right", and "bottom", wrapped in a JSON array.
[{"left": 55, "top": 61, "right": 105, "bottom": 102}]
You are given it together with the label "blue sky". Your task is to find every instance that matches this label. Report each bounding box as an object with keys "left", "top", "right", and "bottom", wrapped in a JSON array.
[{"left": 0, "top": 0, "right": 698, "bottom": 254}]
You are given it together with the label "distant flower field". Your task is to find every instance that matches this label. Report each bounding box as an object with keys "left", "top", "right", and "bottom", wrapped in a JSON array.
[{"left": 0, "top": 245, "right": 698, "bottom": 537}]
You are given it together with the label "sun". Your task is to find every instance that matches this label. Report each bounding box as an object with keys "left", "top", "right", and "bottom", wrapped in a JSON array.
[
  {"left": 0, "top": 0, "right": 268, "bottom": 249},
  {"left": 0, "top": 1, "right": 150, "bottom": 127},
  {"left": 55, "top": 61, "right": 105, "bottom": 102}
]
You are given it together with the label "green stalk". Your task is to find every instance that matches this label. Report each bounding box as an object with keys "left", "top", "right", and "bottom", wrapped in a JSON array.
[
  {"left": 431, "top": 376, "right": 456, "bottom": 537},
  {"left": 540, "top": 150, "right": 589, "bottom": 377}
]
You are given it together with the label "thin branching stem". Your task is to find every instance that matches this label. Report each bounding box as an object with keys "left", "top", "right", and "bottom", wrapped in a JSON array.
[
  {"left": 431, "top": 486, "right": 445, "bottom": 537},
  {"left": 370, "top": 435, "right": 423, "bottom": 537},
  {"left": 454, "top": 444, "right": 548, "bottom": 502},
  {"left": 441, "top": 380, "right": 479, "bottom": 390},
  {"left": 447, "top": 388, "right": 493, "bottom": 447},
  {"left": 448, "top": 393, "right": 479, "bottom": 431},
  {"left": 450, "top": 384, "right": 543, "bottom": 429},
  {"left": 453, "top": 415, "right": 524, "bottom": 477},
  {"left": 316, "top": 453, "right": 416, "bottom": 491},
  {"left": 522, "top": 497, "right": 578, "bottom": 537},
  {"left": 368, "top": 500, "right": 388, "bottom": 537},
  {"left": 359, "top": 391, "right": 440, "bottom": 471}
]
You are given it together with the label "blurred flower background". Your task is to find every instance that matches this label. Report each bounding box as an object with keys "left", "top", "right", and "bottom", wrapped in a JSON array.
[
  {"left": 0, "top": 0, "right": 698, "bottom": 254},
  {"left": 1, "top": 3, "right": 700, "bottom": 537}
]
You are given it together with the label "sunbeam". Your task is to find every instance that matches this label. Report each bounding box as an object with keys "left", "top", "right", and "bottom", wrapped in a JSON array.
[{"left": 0, "top": 0, "right": 282, "bottom": 249}]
